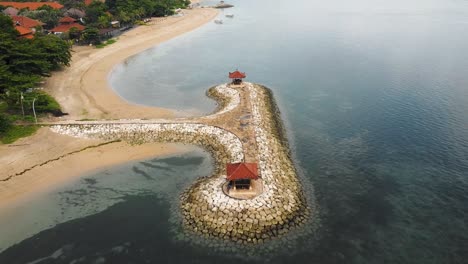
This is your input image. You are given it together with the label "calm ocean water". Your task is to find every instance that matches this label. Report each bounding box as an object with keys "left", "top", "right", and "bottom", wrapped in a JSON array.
[{"left": 2, "top": 0, "right": 468, "bottom": 263}]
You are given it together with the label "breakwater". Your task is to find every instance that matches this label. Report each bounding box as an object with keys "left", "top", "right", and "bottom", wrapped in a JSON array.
[{"left": 50, "top": 83, "right": 310, "bottom": 244}]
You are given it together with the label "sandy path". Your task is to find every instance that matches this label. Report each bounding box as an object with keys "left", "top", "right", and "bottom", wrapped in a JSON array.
[{"left": 0, "top": 8, "right": 218, "bottom": 210}]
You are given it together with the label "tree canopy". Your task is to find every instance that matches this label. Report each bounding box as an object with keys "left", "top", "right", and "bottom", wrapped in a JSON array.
[{"left": 0, "top": 14, "right": 71, "bottom": 113}]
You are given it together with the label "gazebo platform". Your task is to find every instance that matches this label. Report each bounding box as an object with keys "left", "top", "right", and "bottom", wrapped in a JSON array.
[
  {"left": 222, "top": 178, "right": 263, "bottom": 200},
  {"left": 228, "top": 83, "right": 246, "bottom": 89}
]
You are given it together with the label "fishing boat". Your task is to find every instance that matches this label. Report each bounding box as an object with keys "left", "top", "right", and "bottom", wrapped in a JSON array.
[
  {"left": 225, "top": 14, "right": 234, "bottom": 18},
  {"left": 214, "top": 19, "right": 223, "bottom": 24},
  {"left": 214, "top": 1, "right": 234, "bottom": 8}
]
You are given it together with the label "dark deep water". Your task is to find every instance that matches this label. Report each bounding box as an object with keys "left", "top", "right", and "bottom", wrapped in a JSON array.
[{"left": 2, "top": 0, "right": 468, "bottom": 263}]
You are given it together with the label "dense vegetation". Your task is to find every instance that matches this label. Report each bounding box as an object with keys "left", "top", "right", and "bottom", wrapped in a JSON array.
[
  {"left": 105, "top": 0, "right": 191, "bottom": 22},
  {"left": 0, "top": 14, "right": 71, "bottom": 143},
  {"left": 1, "top": 0, "right": 191, "bottom": 29}
]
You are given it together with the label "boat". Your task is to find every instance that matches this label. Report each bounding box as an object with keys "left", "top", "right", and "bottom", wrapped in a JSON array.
[
  {"left": 225, "top": 14, "right": 234, "bottom": 18},
  {"left": 214, "top": 19, "right": 223, "bottom": 24},
  {"left": 214, "top": 1, "right": 234, "bottom": 8}
]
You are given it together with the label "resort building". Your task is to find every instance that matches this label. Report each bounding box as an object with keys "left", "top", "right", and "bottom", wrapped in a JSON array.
[
  {"left": 49, "top": 16, "right": 85, "bottom": 34},
  {"left": 11, "top": 15, "right": 44, "bottom": 33},
  {"left": 15, "top": 25, "right": 34, "bottom": 39},
  {"left": 0, "top": 2, "right": 64, "bottom": 10}
]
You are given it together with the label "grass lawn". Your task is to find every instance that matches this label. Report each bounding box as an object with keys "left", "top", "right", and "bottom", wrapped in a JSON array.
[
  {"left": 96, "top": 39, "right": 117, "bottom": 48},
  {"left": 0, "top": 125, "right": 38, "bottom": 144}
]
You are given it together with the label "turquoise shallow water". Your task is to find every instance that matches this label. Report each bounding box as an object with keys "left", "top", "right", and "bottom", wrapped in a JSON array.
[{"left": 2, "top": 0, "right": 468, "bottom": 263}]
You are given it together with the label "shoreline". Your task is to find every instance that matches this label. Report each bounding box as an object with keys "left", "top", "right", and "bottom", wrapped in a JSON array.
[
  {"left": 0, "top": 130, "right": 191, "bottom": 210},
  {"left": 45, "top": 8, "right": 218, "bottom": 121},
  {"left": 0, "top": 8, "right": 218, "bottom": 210}
]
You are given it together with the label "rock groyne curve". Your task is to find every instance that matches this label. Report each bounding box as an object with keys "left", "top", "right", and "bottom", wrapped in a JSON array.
[{"left": 50, "top": 83, "right": 310, "bottom": 244}]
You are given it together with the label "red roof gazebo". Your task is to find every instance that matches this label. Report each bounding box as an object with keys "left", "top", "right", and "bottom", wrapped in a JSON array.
[
  {"left": 226, "top": 162, "right": 258, "bottom": 191},
  {"left": 229, "top": 70, "right": 246, "bottom": 85},
  {"left": 227, "top": 163, "right": 258, "bottom": 181}
]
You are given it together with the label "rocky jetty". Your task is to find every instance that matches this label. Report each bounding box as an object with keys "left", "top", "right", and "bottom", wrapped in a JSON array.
[
  {"left": 180, "top": 83, "right": 309, "bottom": 244},
  {"left": 50, "top": 82, "right": 310, "bottom": 244}
]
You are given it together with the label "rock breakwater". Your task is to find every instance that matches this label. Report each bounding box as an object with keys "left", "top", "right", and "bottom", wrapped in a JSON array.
[
  {"left": 49, "top": 82, "right": 310, "bottom": 244},
  {"left": 180, "top": 83, "right": 309, "bottom": 244}
]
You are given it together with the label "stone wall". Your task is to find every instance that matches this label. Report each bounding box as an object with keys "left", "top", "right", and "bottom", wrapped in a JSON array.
[{"left": 50, "top": 123, "right": 244, "bottom": 175}]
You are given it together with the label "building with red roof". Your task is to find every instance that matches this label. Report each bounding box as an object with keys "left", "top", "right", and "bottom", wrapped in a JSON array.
[
  {"left": 229, "top": 70, "right": 246, "bottom": 85},
  {"left": 50, "top": 16, "right": 85, "bottom": 34},
  {"left": 15, "top": 25, "right": 34, "bottom": 39},
  {"left": 49, "top": 22, "right": 85, "bottom": 34},
  {"left": 59, "top": 16, "right": 76, "bottom": 23},
  {"left": 226, "top": 162, "right": 259, "bottom": 193},
  {"left": 11, "top": 15, "right": 44, "bottom": 33},
  {"left": 226, "top": 163, "right": 259, "bottom": 181},
  {"left": 229, "top": 70, "right": 246, "bottom": 79},
  {"left": 0, "top": 2, "right": 64, "bottom": 10},
  {"left": 84, "top": 0, "right": 105, "bottom": 6}
]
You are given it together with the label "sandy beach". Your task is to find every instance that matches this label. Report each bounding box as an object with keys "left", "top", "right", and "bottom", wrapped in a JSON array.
[
  {"left": 0, "top": 7, "right": 218, "bottom": 210},
  {"left": 46, "top": 8, "right": 218, "bottom": 120}
]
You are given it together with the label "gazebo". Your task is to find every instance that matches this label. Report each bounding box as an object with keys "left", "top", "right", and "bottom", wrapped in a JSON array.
[
  {"left": 229, "top": 70, "right": 246, "bottom": 85},
  {"left": 226, "top": 162, "right": 258, "bottom": 190}
]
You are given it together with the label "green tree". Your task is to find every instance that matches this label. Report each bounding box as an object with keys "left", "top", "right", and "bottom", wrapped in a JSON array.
[
  {"left": 82, "top": 27, "right": 100, "bottom": 44},
  {"left": 0, "top": 14, "right": 18, "bottom": 36},
  {"left": 60, "top": 0, "right": 86, "bottom": 10},
  {"left": 32, "top": 34, "right": 72, "bottom": 69},
  {"left": 97, "top": 14, "right": 111, "bottom": 28},
  {"left": 85, "top": 1, "right": 108, "bottom": 25},
  {"left": 0, "top": 114, "right": 12, "bottom": 135},
  {"left": 0, "top": 14, "right": 71, "bottom": 112},
  {"left": 105, "top": 0, "right": 190, "bottom": 21},
  {"left": 68, "top": 27, "right": 81, "bottom": 39}
]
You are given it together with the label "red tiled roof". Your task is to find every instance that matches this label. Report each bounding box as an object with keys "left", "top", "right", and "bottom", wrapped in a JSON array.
[
  {"left": 226, "top": 163, "right": 258, "bottom": 181},
  {"left": 59, "top": 16, "right": 76, "bottom": 23},
  {"left": 0, "top": 2, "right": 64, "bottom": 10},
  {"left": 229, "top": 70, "right": 246, "bottom": 79},
  {"left": 50, "top": 22, "right": 85, "bottom": 33},
  {"left": 84, "top": 0, "right": 106, "bottom": 6},
  {"left": 11, "top": 15, "right": 44, "bottom": 28},
  {"left": 15, "top": 25, "right": 32, "bottom": 35},
  {"left": 15, "top": 25, "right": 33, "bottom": 38}
]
